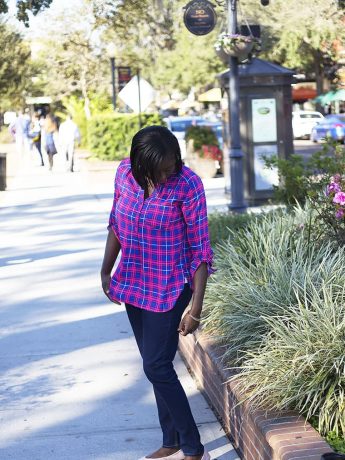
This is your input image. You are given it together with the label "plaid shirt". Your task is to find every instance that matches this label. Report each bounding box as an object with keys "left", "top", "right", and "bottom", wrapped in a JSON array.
[{"left": 108, "top": 158, "right": 214, "bottom": 312}]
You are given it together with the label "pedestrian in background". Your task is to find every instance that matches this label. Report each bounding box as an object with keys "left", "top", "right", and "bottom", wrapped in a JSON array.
[
  {"left": 101, "top": 125, "right": 213, "bottom": 460},
  {"left": 58, "top": 113, "right": 81, "bottom": 172},
  {"left": 29, "top": 112, "right": 44, "bottom": 166},
  {"left": 43, "top": 113, "right": 58, "bottom": 171},
  {"left": 11, "top": 108, "right": 31, "bottom": 156}
]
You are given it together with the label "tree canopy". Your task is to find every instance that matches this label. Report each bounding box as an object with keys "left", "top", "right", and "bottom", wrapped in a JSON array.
[
  {"left": 1, "top": 0, "right": 344, "bottom": 112},
  {"left": 30, "top": 2, "right": 109, "bottom": 117},
  {"left": 241, "top": 0, "right": 345, "bottom": 92},
  {"left": 0, "top": 0, "right": 53, "bottom": 26},
  {"left": 0, "top": 21, "right": 32, "bottom": 109}
]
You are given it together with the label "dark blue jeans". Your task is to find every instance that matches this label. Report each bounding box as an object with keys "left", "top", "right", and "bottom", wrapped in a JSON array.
[{"left": 125, "top": 284, "right": 204, "bottom": 456}]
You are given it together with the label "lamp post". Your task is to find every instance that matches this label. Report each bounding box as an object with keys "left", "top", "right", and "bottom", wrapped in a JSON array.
[
  {"left": 227, "top": 0, "right": 246, "bottom": 212},
  {"left": 226, "top": 0, "right": 269, "bottom": 212},
  {"left": 107, "top": 44, "right": 117, "bottom": 111}
]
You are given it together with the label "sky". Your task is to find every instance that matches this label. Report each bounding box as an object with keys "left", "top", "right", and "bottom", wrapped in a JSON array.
[{"left": 7, "top": 0, "right": 85, "bottom": 36}]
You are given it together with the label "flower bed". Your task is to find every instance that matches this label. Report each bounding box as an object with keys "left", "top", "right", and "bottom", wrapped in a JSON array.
[
  {"left": 179, "top": 331, "right": 334, "bottom": 460},
  {"left": 195, "top": 208, "right": 345, "bottom": 456}
]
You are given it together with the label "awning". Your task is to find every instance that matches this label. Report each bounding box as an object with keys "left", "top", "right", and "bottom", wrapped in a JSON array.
[
  {"left": 25, "top": 96, "right": 53, "bottom": 104},
  {"left": 198, "top": 88, "right": 222, "bottom": 102},
  {"left": 160, "top": 100, "right": 181, "bottom": 110},
  {"left": 313, "top": 89, "right": 345, "bottom": 106},
  {"left": 330, "top": 88, "right": 345, "bottom": 102},
  {"left": 292, "top": 86, "right": 317, "bottom": 101}
]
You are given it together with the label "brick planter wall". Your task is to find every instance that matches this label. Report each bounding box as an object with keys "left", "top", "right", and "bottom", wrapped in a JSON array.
[{"left": 179, "top": 331, "right": 333, "bottom": 460}]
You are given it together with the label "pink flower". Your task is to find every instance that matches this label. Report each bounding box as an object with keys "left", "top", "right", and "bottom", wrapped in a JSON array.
[
  {"left": 327, "top": 182, "right": 342, "bottom": 195},
  {"left": 333, "top": 192, "right": 345, "bottom": 205},
  {"left": 335, "top": 208, "right": 345, "bottom": 219},
  {"left": 333, "top": 174, "right": 341, "bottom": 183}
]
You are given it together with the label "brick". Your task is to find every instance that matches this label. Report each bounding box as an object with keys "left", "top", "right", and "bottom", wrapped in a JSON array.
[
  {"left": 271, "top": 433, "right": 322, "bottom": 451},
  {"left": 257, "top": 415, "right": 304, "bottom": 432},
  {"left": 279, "top": 441, "right": 331, "bottom": 459},
  {"left": 281, "top": 445, "right": 333, "bottom": 460},
  {"left": 267, "top": 425, "right": 315, "bottom": 444},
  {"left": 178, "top": 333, "right": 334, "bottom": 460},
  {"left": 276, "top": 436, "right": 329, "bottom": 449},
  {"left": 264, "top": 421, "right": 315, "bottom": 436}
]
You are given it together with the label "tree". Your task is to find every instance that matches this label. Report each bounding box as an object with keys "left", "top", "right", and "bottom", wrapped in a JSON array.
[
  {"left": 0, "top": 20, "right": 32, "bottom": 109},
  {"left": 91, "top": 0, "right": 225, "bottom": 96},
  {"left": 149, "top": 28, "right": 224, "bottom": 95},
  {"left": 0, "top": 0, "right": 53, "bottom": 26},
  {"left": 241, "top": 0, "right": 345, "bottom": 94},
  {"left": 91, "top": 0, "right": 178, "bottom": 52},
  {"left": 30, "top": 2, "right": 109, "bottom": 118}
]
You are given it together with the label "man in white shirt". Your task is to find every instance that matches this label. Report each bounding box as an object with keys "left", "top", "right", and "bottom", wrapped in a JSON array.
[{"left": 59, "top": 114, "right": 81, "bottom": 172}]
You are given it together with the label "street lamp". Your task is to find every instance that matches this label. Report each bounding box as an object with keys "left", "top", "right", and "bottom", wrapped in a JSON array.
[
  {"left": 227, "top": 0, "right": 269, "bottom": 212},
  {"left": 107, "top": 43, "right": 117, "bottom": 111}
]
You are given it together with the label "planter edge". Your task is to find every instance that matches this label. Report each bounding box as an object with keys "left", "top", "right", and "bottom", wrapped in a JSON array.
[{"left": 178, "top": 330, "right": 334, "bottom": 460}]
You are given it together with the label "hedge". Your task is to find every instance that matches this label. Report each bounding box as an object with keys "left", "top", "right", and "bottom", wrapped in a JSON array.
[{"left": 87, "top": 113, "right": 164, "bottom": 161}]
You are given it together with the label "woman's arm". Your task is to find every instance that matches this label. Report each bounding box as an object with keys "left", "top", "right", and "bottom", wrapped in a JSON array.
[
  {"left": 100, "top": 229, "right": 121, "bottom": 304},
  {"left": 179, "top": 175, "right": 214, "bottom": 336},
  {"left": 178, "top": 262, "right": 207, "bottom": 336},
  {"left": 189, "top": 262, "right": 208, "bottom": 317}
]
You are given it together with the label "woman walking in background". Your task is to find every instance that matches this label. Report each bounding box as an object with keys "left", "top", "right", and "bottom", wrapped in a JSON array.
[
  {"left": 43, "top": 113, "right": 58, "bottom": 170},
  {"left": 29, "top": 112, "right": 44, "bottom": 166},
  {"left": 101, "top": 126, "right": 214, "bottom": 460}
]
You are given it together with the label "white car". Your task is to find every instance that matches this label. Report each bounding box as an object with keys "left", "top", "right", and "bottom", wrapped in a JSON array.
[{"left": 292, "top": 111, "right": 324, "bottom": 139}]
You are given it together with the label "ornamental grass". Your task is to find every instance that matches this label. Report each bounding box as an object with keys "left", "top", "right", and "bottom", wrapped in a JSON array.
[
  {"left": 231, "top": 284, "right": 345, "bottom": 436},
  {"left": 203, "top": 206, "right": 345, "bottom": 435}
]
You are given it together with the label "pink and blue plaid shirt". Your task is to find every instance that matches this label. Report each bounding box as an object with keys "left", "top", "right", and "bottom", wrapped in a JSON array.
[{"left": 108, "top": 158, "right": 214, "bottom": 312}]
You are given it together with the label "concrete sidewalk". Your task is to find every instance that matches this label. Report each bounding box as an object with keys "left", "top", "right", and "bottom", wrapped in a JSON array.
[{"left": 0, "top": 145, "right": 239, "bottom": 460}]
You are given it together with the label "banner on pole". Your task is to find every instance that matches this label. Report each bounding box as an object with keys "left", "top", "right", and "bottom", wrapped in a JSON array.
[{"left": 117, "top": 67, "right": 132, "bottom": 91}]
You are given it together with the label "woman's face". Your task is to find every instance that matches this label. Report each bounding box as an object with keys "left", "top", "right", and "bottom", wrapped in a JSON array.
[{"left": 156, "top": 157, "right": 177, "bottom": 184}]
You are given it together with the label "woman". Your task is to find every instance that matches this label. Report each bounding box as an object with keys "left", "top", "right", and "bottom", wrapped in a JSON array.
[
  {"left": 101, "top": 126, "right": 214, "bottom": 460},
  {"left": 43, "top": 113, "right": 58, "bottom": 170},
  {"left": 29, "top": 112, "right": 44, "bottom": 166}
]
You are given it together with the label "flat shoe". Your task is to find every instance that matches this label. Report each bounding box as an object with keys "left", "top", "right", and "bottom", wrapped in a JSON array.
[{"left": 138, "top": 449, "right": 184, "bottom": 460}]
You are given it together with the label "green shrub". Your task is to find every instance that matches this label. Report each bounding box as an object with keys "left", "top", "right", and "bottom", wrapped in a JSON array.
[
  {"left": 325, "top": 431, "right": 345, "bottom": 453},
  {"left": 203, "top": 206, "right": 345, "bottom": 363},
  {"left": 203, "top": 205, "right": 345, "bottom": 436},
  {"left": 87, "top": 113, "right": 164, "bottom": 161},
  {"left": 185, "top": 125, "right": 218, "bottom": 152},
  {"left": 208, "top": 211, "right": 256, "bottom": 247},
  {"left": 0, "top": 127, "right": 13, "bottom": 143},
  {"left": 58, "top": 94, "right": 114, "bottom": 149},
  {"left": 231, "top": 283, "right": 345, "bottom": 437},
  {"left": 264, "top": 141, "right": 345, "bottom": 206},
  {"left": 264, "top": 142, "right": 345, "bottom": 246}
]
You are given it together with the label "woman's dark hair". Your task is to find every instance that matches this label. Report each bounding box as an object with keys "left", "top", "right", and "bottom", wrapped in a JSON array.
[{"left": 130, "top": 125, "right": 182, "bottom": 190}]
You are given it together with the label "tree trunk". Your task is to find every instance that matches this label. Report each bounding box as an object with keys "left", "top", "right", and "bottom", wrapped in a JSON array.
[{"left": 80, "top": 72, "right": 91, "bottom": 119}]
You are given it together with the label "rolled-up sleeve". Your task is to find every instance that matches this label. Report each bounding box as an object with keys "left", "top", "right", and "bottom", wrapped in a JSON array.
[
  {"left": 107, "top": 166, "right": 121, "bottom": 240},
  {"left": 181, "top": 176, "right": 215, "bottom": 281}
]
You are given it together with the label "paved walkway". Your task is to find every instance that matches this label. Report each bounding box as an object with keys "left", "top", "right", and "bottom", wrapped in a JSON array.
[{"left": 0, "top": 143, "right": 239, "bottom": 460}]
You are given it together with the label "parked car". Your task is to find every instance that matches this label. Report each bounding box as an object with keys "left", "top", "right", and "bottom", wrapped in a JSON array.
[
  {"left": 164, "top": 116, "right": 207, "bottom": 159},
  {"left": 310, "top": 114, "right": 345, "bottom": 143},
  {"left": 292, "top": 110, "right": 324, "bottom": 139}
]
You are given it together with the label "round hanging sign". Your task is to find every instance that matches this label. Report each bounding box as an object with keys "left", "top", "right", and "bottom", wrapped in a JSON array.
[{"left": 183, "top": 0, "right": 217, "bottom": 36}]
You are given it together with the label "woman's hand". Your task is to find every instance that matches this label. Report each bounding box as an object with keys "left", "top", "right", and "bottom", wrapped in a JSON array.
[
  {"left": 101, "top": 272, "right": 121, "bottom": 305},
  {"left": 178, "top": 312, "right": 200, "bottom": 336}
]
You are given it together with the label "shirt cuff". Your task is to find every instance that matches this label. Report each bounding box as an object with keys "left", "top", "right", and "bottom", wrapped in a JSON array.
[
  {"left": 190, "top": 249, "right": 215, "bottom": 281},
  {"left": 107, "top": 223, "right": 120, "bottom": 241}
]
